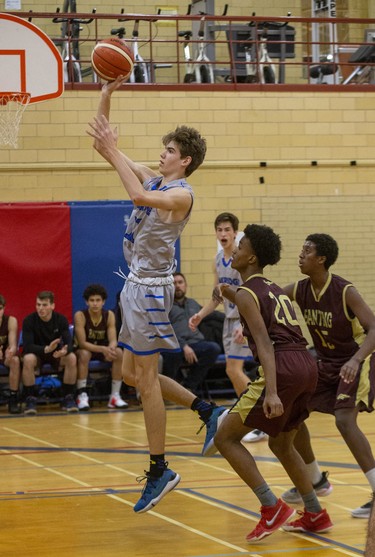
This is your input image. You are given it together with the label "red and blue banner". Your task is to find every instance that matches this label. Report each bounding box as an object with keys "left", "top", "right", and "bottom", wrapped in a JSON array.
[
  {"left": 0, "top": 201, "right": 131, "bottom": 325},
  {"left": 0, "top": 200, "right": 181, "bottom": 327}
]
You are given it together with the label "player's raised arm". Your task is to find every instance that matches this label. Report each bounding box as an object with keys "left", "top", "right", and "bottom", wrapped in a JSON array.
[{"left": 91, "top": 76, "right": 157, "bottom": 183}]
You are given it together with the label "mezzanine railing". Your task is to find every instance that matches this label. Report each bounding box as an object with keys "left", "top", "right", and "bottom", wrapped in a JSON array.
[{"left": 6, "top": 10, "right": 375, "bottom": 91}]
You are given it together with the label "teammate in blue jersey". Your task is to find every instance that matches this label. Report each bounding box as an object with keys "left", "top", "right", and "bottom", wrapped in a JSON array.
[
  {"left": 281, "top": 233, "right": 375, "bottom": 519},
  {"left": 88, "top": 76, "right": 222, "bottom": 514},
  {"left": 189, "top": 212, "right": 266, "bottom": 443},
  {"left": 189, "top": 213, "right": 253, "bottom": 395}
]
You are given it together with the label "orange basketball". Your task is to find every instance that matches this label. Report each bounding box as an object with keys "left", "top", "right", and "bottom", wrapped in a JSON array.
[{"left": 91, "top": 38, "right": 134, "bottom": 82}]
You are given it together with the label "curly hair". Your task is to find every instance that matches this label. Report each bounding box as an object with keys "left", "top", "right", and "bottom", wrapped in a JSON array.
[
  {"left": 243, "top": 224, "right": 282, "bottom": 268},
  {"left": 305, "top": 233, "right": 339, "bottom": 269},
  {"left": 214, "top": 212, "right": 239, "bottom": 232},
  {"left": 83, "top": 284, "right": 108, "bottom": 301},
  {"left": 162, "top": 125, "right": 207, "bottom": 177}
]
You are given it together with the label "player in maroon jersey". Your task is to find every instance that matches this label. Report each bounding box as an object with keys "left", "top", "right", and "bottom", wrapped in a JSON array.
[
  {"left": 281, "top": 233, "right": 375, "bottom": 519},
  {"left": 74, "top": 284, "right": 127, "bottom": 411},
  {"left": 205, "top": 224, "right": 333, "bottom": 542}
]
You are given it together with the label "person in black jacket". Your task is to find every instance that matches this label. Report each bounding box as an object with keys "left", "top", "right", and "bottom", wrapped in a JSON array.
[
  {"left": 22, "top": 290, "right": 78, "bottom": 414},
  {"left": 161, "top": 273, "right": 221, "bottom": 395}
]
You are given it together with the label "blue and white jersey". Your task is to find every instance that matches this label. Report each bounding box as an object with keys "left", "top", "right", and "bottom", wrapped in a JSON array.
[
  {"left": 215, "top": 249, "right": 241, "bottom": 319},
  {"left": 123, "top": 176, "right": 194, "bottom": 278}
]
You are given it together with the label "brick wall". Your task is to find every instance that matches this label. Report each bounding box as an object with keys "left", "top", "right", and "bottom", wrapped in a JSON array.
[
  {"left": 1, "top": 88, "right": 374, "bottom": 312},
  {"left": 1, "top": 0, "right": 375, "bottom": 311}
]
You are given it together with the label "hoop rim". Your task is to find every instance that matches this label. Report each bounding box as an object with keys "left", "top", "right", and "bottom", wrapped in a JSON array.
[{"left": 0, "top": 92, "right": 31, "bottom": 105}]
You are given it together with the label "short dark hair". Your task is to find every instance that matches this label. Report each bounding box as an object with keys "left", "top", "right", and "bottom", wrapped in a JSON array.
[
  {"left": 214, "top": 212, "right": 239, "bottom": 231},
  {"left": 305, "top": 233, "right": 339, "bottom": 269},
  {"left": 243, "top": 224, "right": 282, "bottom": 268},
  {"left": 162, "top": 126, "right": 207, "bottom": 177},
  {"left": 173, "top": 272, "right": 187, "bottom": 282},
  {"left": 83, "top": 284, "right": 108, "bottom": 301},
  {"left": 37, "top": 290, "right": 55, "bottom": 303},
  {"left": 0, "top": 294, "right": 5, "bottom": 307}
]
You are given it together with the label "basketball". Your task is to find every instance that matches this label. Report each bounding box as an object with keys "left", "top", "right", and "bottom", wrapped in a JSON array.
[{"left": 91, "top": 38, "right": 134, "bottom": 82}]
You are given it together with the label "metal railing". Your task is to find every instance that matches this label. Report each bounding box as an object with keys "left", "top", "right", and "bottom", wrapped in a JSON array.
[{"left": 8, "top": 11, "right": 375, "bottom": 90}]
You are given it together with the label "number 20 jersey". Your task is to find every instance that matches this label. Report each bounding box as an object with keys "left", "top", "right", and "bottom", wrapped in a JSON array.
[{"left": 239, "top": 274, "right": 307, "bottom": 361}]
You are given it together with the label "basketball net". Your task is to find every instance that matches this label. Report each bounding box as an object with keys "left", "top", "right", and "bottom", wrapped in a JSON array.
[{"left": 0, "top": 92, "right": 31, "bottom": 148}]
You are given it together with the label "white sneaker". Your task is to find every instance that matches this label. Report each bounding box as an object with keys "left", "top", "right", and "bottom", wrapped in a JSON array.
[
  {"left": 76, "top": 392, "right": 90, "bottom": 411},
  {"left": 108, "top": 393, "right": 128, "bottom": 409},
  {"left": 351, "top": 500, "right": 372, "bottom": 518},
  {"left": 281, "top": 471, "right": 333, "bottom": 504},
  {"left": 242, "top": 429, "right": 268, "bottom": 443}
]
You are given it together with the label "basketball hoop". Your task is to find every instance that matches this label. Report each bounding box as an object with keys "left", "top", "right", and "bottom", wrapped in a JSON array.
[{"left": 0, "top": 92, "right": 31, "bottom": 148}]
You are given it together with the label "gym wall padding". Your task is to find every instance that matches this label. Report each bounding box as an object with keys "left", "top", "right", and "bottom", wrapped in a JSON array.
[
  {"left": 69, "top": 200, "right": 133, "bottom": 316},
  {"left": 0, "top": 200, "right": 181, "bottom": 327},
  {"left": 0, "top": 202, "right": 72, "bottom": 326}
]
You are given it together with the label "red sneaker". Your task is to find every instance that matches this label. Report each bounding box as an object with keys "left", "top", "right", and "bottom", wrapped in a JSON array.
[
  {"left": 282, "top": 508, "right": 333, "bottom": 533},
  {"left": 246, "top": 499, "right": 295, "bottom": 543}
]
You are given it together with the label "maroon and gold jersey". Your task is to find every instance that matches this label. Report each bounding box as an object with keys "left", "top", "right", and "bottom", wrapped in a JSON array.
[
  {"left": 83, "top": 309, "right": 109, "bottom": 346},
  {"left": 294, "top": 273, "right": 365, "bottom": 366},
  {"left": 239, "top": 274, "right": 307, "bottom": 361},
  {"left": 0, "top": 314, "right": 9, "bottom": 351},
  {"left": 232, "top": 274, "right": 317, "bottom": 436}
]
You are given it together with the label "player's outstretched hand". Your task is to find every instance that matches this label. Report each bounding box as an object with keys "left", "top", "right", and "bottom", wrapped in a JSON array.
[
  {"left": 101, "top": 75, "right": 125, "bottom": 96},
  {"left": 189, "top": 313, "right": 201, "bottom": 332},
  {"left": 87, "top": 115, "right": 118, "bottom": 161}
]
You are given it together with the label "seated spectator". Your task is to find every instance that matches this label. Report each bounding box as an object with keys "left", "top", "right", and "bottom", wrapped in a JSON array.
[
  {"left": 22, "top": 290, "right": 78, "bottom": 414},
  {"left": 0, "top": 294, "right": 21, "bottom": 414},
  {"left": 160, "top": 273, "right": 221, "bottom": 395},
  {"left": 74, "top": 284, "right": 127, "bottom": 411}
]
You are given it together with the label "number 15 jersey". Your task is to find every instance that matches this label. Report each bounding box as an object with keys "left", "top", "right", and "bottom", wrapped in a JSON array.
[{"left": 294, "top": 273, "right": 366, "bottom": 367}]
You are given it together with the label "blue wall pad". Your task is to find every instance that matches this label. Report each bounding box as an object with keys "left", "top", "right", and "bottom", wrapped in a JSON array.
[{"left": 69, "top": 200, "right": 180, "bottom": 319}]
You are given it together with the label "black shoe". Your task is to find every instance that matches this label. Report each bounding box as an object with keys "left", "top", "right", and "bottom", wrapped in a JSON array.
[
  {"left": 61, "top": 394, "right": 79, "bottom": 413},
  {"left": 24, "top": 396, "right": 37, "bottom": 415},
  {"left": 8, "top": 398, "right": 21, "bottom": 414}
]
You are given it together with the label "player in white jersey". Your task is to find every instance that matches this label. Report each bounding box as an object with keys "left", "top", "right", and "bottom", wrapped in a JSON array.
[
  {"left": 88, "top": 76, "right": 219, "bottom": 514},
  {"left": 189, "top": 213, "right": 266, "bottom": 443}
]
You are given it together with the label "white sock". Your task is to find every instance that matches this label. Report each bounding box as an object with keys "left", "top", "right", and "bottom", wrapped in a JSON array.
[
  {"left": 77, "top": 379, "right": 87, "bottom": 391},
  {"left": 111, "top": 380, "right": 122, "bottom": 396},
  {"left": 365, "top": 468, "right": 375, "bottom": 491},
  {"left": 306, "top": 460, "right": 322, "bottom": 485}
]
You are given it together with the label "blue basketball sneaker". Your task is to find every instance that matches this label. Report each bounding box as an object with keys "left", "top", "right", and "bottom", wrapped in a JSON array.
[
  {"left": 202, "top": 406, "right": 228, "bottom": 457},
  {"left": 134, "top": 468, "right": 181, "bottom": 513}
]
